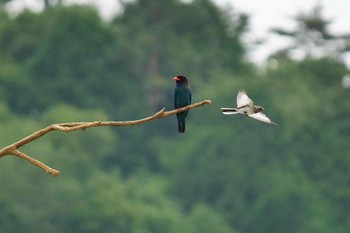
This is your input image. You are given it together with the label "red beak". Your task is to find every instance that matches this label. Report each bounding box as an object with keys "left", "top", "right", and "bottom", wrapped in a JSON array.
[{"left": 173, "top": 76, "right": 180, "bottom": 81}]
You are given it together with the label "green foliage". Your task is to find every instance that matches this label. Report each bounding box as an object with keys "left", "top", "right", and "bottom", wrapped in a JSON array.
[
  {"left": 0, "top": 1, "right": 349, "bottom": 233},
  {"left": 179, "top": 204, "right": 236, "bottom": 233},
  {"left": 0, "top": 193, "right": 23, "bottom": 232},
  {"left": 0, "top": 6, "right": 130, "bottom": 115}
]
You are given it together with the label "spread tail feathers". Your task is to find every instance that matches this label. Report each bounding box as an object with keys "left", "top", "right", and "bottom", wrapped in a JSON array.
[
  {"left": 221, "top": 108, "right": 239, "bottom": 115},
  {"left": 178, "top": 121, "right": 185, "bottom": 133}
]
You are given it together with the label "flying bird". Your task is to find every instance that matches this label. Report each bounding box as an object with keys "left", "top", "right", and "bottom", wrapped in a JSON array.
[
  {"left": 173, "top": 75, "right": 192, "bottom": 133},
  {"left": 221, "top": 89, "right": 277, "bottom": 125}
]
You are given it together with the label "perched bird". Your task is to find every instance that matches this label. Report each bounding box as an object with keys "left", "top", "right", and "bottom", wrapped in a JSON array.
[
  {"left": 221, "top": 89, "right": 277, "bottom": 125},
  {"left": 173, "top": 75, "right": 192, "bottom": 133}
]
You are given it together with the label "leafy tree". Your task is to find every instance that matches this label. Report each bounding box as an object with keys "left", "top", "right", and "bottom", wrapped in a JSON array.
[
  {"left": 1, "top": 1, "right": 350, "bottom": 233},
  {"left": 0, "top": 6, "right": 136, "bottom": 118}
]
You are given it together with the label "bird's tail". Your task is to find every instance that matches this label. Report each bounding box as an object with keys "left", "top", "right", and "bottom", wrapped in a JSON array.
[
  {"left": 178, "top": 121, "right": 185, "bottom": 133},
  {"left": 221, "top": 108, "right": 240, "bottom": 115}
]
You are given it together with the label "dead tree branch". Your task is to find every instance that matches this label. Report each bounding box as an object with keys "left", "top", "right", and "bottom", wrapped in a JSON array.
[{"left": 0, "top": 100, "right": 211, "bottom": 177}]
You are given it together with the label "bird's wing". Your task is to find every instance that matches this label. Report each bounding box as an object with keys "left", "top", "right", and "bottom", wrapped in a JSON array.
[
  {"left": 173, "top": 87, "right": 178, "bottom": 108},
  {"left": 237, "top": 90, "right": 253, "bottom": 108},
  {"left": 174, "top": 86, "right": 191, "bottom": 109},
  {"left": 248, "top": 112, "right": 277, "bottom": 125}
]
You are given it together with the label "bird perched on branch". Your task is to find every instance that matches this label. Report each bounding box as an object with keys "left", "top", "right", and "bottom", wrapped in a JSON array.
[
  {"left": 221, "top": 89, "right": 277, "bottom": 125},
  {"left": 173, "top": 75, "right": 192, "bottom": 133}
]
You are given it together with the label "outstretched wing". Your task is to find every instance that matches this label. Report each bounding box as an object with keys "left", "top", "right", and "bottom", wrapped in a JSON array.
[
  {"left": 237, "top": 90, "right": 253, "bottom": 108},
  {"left": 248, "top": 112, "right": 277, "bottom": 125}
]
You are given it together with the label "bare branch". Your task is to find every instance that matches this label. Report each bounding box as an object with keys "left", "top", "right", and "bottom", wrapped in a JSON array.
[
  {"left": 0, "top": 100, "right": 211, "bottom": 177},
  {"left": 11, "top": 150, "right": 60, "bottom": 177}
]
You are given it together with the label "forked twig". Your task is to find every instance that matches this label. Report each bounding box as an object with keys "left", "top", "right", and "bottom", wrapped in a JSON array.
[{"left": 0, "top": 100, "right": 211, "bottom": 177}]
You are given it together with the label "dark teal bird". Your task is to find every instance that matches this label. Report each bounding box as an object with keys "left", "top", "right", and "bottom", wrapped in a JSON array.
[{"left": 173, "top": 75, "right": 192, "bottom": 133}]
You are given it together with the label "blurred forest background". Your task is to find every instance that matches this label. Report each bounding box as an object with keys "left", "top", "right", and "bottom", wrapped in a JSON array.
[{"left": 1, "top": 0, "right": 350, "bottom": 232}]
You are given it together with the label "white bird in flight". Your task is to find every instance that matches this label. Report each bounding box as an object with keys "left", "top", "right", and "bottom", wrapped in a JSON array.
[{"left": 221, "top": 90, "right": 277, "bottom": 125}]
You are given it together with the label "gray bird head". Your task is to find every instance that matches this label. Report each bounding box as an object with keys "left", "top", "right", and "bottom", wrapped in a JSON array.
[{"left": 255, "top": 106, "right": 265, "bottom": 112}]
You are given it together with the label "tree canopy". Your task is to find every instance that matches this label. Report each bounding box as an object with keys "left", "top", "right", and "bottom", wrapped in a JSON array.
[{"left": 0, "top": 1, "right": 349, "bottom": 233}]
